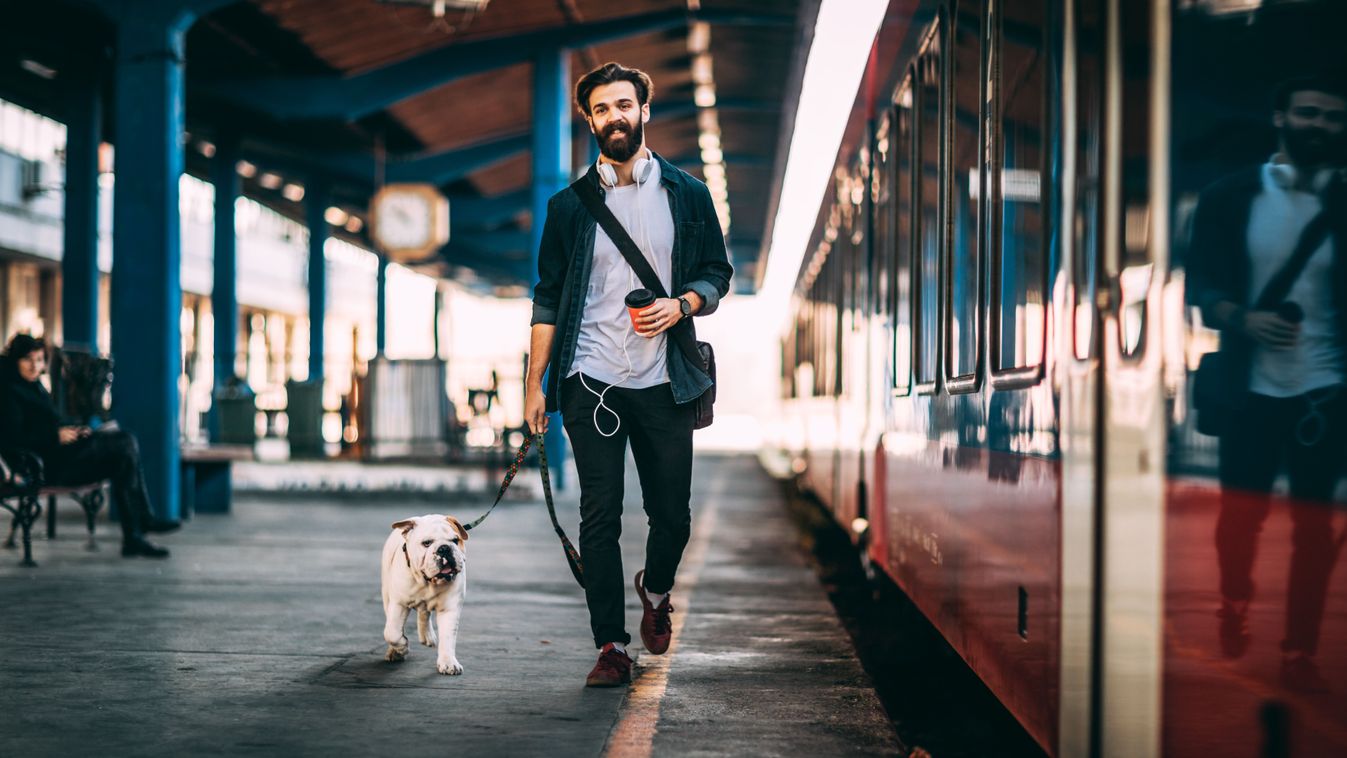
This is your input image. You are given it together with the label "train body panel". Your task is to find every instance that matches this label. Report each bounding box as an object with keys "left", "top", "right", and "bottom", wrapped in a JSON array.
[{"left": 769, "top": 0, "right": 1347, "bottom": 755}]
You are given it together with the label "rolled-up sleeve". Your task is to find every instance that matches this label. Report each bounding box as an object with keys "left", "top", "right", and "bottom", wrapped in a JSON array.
[
  {"left": 530, "top": 196, "right": 566, "bottom": 326},
  {"left": 688, "top": 186, "right": 734, "bottom": 316}
]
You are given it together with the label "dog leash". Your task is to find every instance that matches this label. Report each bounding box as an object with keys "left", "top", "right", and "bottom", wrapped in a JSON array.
[{"left": 462, "top": 433, "right": 585, "bottom": 588}]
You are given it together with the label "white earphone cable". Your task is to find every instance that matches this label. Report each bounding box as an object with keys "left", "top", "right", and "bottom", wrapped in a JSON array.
[{"left": 581, "top": 150, "right": 652, "bottom": 438}]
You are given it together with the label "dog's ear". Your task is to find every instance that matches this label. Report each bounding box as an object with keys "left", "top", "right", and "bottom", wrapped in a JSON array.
[
  {"left": 391, "top": 519, "right": 417, "bottom": 535},
  {"left": 446, "top": 516, "right": 469, "bottom": 542}
]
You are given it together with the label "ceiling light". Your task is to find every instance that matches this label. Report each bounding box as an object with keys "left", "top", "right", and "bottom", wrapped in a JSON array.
[
  {"left": 688, "top": 22, "right": 711, "bottom": 54},
  {"left": 700, "top": 147, "right": 723, "bottom": 165},
  {"left": 282, "top": 183, "right": 305, "bottom": 202},
  {"left": 324, "top": 207, "right": 348, "bottom": 226},
  {"left": 198, "top": 140, "right": 216, "bottom": 158},
  {"left": 235, "top": 160, "right": 257, "bottom": 178},
  {"left": 698, "top": 132, "right": 721, "bottom": 151},
  {"left": 20, "top": 59, "right": 57, "bottom": 80},
  {"left": 694, "top": 84, "right": 716, "bottom": 108},
  {"left": 345, "top": 216, "right": 364, "bottom": 233},
  {"left": 698, "top": 109, "right": 720, "bottom": 133},
  {"left": 258, "top": 172, "right": 282, "bottom": 190},
  {"left": 692, "top": 54, "right": 714, "bottom": 86}
]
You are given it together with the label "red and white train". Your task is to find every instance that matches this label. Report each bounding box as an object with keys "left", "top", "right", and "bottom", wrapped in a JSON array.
[{"left": 766, "top": 1, "right": 1347, "bottom": 755}]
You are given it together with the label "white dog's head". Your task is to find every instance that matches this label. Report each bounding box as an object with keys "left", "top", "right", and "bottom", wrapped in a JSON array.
[{"left": 392, "top": 514, "right": 468, "bottom": 584}]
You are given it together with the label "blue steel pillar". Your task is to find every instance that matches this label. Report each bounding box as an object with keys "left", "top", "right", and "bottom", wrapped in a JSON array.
[
  {"left": 110, "top": 11, "right": 195, "bottom": 521},
  {"left": 306, "top": 179, "right": 329, "bottom": 383},
  {"left": 209, "top": 133, "right": 240, "bottom": 439},
  {"left": 376, "top": 255, "right": 388, "bottom": 356},
  {"left": 61, "top": 71, "right": 102, "bottom": 351},
  {"left": 532, "top": 47, "right": 571, "bottom": 488}
]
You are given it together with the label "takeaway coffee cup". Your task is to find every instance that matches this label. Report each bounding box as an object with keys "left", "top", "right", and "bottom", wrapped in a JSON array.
[{"left": 625, "top": 288, "right": 657, "bottom": 333}]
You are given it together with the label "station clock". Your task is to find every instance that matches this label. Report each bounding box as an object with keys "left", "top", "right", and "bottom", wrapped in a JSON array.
[{"left": 370, "top": 183, "right": 450, "bottom": 263}]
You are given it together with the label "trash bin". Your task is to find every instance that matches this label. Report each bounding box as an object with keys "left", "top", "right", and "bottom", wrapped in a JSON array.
[
  {"left": 286, "top": 379, "right": 326, "bottom": 459},
  {"left": 214, "top": 376, "right": 257, "bottom": 445}
]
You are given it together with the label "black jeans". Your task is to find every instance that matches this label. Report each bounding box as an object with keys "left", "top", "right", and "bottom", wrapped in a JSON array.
[
  {"left": 560, "top": 373, "right": 696, "bottom": 648},
  {"left": 1216, "top": 388, "right": 1346, "bottom": 656},
  {"left": 46, "top": 429, "right": 156, "bottom": 540}
]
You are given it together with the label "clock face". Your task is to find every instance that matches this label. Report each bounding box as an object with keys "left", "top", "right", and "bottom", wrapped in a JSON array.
[{"left": 371, "top": 184, "right": 448, "bottom": 258}]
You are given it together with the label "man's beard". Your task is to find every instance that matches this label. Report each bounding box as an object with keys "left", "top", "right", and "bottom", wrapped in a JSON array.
[
  {"left": 596, "top": 117, "right": 644, "bottom": 163},
  {"left": 1282, "top": 124, "right": 1342, "bottom": 167}
]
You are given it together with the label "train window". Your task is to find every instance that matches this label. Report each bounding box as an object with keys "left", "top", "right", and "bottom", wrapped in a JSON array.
[
  {"left": 914, "top": 29, "right": 942, "bottom": 390},
  {"left": 1115, "top": 0, "right": 1153, "bottom": 358},
  {"left": 1072, "top": 0, "right": 1104, "bottom": 361},
  {"left": 893, "top": 81, "right": 915, "bottom": 396},
  {"left": 872, "top": 115, "right": 891, "bottom": 321},
  {"left": 991, "top": 0, "right": 1049, "bottom": 373},
  {"left": 945, "top": 0, "right": 984, "bottom": 388}
]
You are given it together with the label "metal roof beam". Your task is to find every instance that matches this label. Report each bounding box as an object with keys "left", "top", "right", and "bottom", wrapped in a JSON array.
[
  {"left": 241, "top": 132, "right": 529, "bottom": 187},
  {"left": 449, "top": 190, "right": 530, "bottom": 229},
  {"left": 655, "top": 98, "right": 781, "bottom": 121},
  {"left": 202, "top": 8, "right": 792, "bottom": 121}
]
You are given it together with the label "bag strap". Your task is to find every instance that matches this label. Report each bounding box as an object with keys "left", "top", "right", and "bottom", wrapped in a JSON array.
[
  {"left": 462, "top": 433, "right": 585, "bottom": 588},
  {"left": 572, "top": 175, "right": 705, "bottom": 369},
  {"left": 1252, "top": 198, "right": 1336, "bottom": 311}
]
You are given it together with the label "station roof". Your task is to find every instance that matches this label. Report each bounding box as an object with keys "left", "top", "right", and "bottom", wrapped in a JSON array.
[{"left": 0, "top": 0, "right": 817, "bottom": 294}]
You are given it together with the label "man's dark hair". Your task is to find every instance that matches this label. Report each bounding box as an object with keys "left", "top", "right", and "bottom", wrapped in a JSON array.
[
  {"left": 575, "top": 62, "right": 654, "bottom": 117},
  {"left": 3, "top": 333, "right": 45, "bottom": 360},
  {"left": 1274, "top": 74, "right": 1347, "bottom": 111}
]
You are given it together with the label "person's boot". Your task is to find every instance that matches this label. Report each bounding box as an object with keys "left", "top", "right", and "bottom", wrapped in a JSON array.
[
  {"left": 585, "top": 643, "right": 633, "bottom": 687},
  {"left": 1280, "top": 653, "right": 1330, "bottom": 693},
  {"left": 1216, "top": 598, "right": 1250, "bottom": 659},
  {"left": 122, "top": 535, "right": 170, "bottom": 558},
  {"left": 635, "top": 570, "right": 675, "bottom": 655},
  {"left": 143, "top": 518, "right": 181, "bottom": 534}
]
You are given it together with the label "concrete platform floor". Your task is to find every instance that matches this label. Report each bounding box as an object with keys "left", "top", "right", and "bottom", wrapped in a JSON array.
[{"left": 0, "top": 453, "right": 900, "bottom": 757}]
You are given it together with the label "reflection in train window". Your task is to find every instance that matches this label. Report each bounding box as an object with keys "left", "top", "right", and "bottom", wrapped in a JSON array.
[
  {"left": 1073, "top": 0, "right": 1104, "bottom": 361},
  {"left": 872, "top": 114, "right": 891, "bottom": 321},
  {"left": 1116, "top": 0, "right": 1152, "bottom": 358},
  {"left": 993, "top": 1, "right": 1048, "bottom": 372},
  {"left": 916, "top": 37, "right": 942, "bottom": 389},
  {"left": 947, "top": 0, "right": 983, "bottom": 383},
  {"left": 893, "top": 83, "right": 915, "bottom": 395}
]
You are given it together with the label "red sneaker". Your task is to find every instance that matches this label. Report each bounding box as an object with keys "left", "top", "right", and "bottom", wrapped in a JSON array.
[
  {"left": 635, "top": 570, "right": 674, "bottom": 655},
  {"left": 585, "top": 643, "right": 633, "bottom": 687}
]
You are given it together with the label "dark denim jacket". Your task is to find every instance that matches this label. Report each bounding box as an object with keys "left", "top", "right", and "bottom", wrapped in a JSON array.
[
  {"left": 530, "top": 152, "right": 733, "bottom": 412},
  {"left": 1187, "top": 166, "right": 1347, "bottom": 396}
]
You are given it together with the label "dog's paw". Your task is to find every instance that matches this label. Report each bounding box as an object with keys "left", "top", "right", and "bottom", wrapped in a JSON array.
[
  {"left": 420, "top": 634, "right": 436, "bottom": 648},
  {"left": 384, "top": 644, "right": 408, "bottom": 663},
  {"left": 436, "top": 658, "right": 463, "bottom": 676}
]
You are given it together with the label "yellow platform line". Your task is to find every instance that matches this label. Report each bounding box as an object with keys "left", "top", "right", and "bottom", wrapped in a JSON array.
[{"left": 602, "top": 470, "right": 726, "bottom": 758}]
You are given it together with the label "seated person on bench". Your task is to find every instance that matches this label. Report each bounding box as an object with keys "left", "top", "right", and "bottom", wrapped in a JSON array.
[{"left": 0, "top": 334, "right": 179, "bottom": 558}]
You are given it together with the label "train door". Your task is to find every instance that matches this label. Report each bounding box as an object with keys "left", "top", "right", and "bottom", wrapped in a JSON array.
[
  {"left": 1059, "top": 0, "right": 1170, "bottom": 754},
  {"left": 1057, "top": 0, "right": 1106, "bottom": 753}
]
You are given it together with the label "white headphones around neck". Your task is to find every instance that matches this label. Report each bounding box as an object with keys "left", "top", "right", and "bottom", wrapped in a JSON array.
[
  {"left": 597, "top": 150, "right": 654, "bottom": 188},
  {"left": 1267, "top": 157, "right": 1337, "bottom": 193}
]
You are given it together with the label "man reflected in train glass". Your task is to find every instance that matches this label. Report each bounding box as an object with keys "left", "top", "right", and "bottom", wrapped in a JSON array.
[
  {"left": 0, "top": 333, "right": 179, "bottom": 557},
  {"left": 523, "top": 63, "right": 732, "bottom": 687},
  {"left": 1188, "top": 75, "right": 1347, "bottom": 693}
]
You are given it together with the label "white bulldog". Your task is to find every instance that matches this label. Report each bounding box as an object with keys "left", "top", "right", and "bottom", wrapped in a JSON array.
[{"left": 380, "top": 514, "right": 469, "bottom": 675}]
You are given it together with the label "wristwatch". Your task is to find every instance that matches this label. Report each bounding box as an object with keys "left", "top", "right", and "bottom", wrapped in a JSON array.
[{"left": 678, "top": 296, "right": 693, "bottom": 317}]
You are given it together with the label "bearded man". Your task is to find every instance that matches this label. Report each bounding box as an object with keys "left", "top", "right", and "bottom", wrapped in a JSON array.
[
  {"left": 1188, "top": 75, "right": 1347, "bottom": 693},
  {"left": 522, "top": 62, "right": 732, "bottom": 687}
]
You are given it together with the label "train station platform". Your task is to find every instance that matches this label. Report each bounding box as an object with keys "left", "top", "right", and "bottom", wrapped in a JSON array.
[{"left": 0, "top": 454, "right": 901, "bottom": 757}]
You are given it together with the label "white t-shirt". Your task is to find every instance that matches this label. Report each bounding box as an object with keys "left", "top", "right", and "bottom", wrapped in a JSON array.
[
  {"left": 1247, "top": 161, "right": 1342, "bottom": 397},
  {"left": 569, "top": 160, "right": 675, "bottom": 388}
]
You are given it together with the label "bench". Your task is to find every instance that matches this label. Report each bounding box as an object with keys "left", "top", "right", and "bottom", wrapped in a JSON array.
[
  {"left": 180, "top": 443, "right": 253, "bottom": 516},
  {"left": 0, "top": 452, "right": 100, "bottom": 566},
  {"left": 2, "top": 443, "right": 253, "bottom": 566}
]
